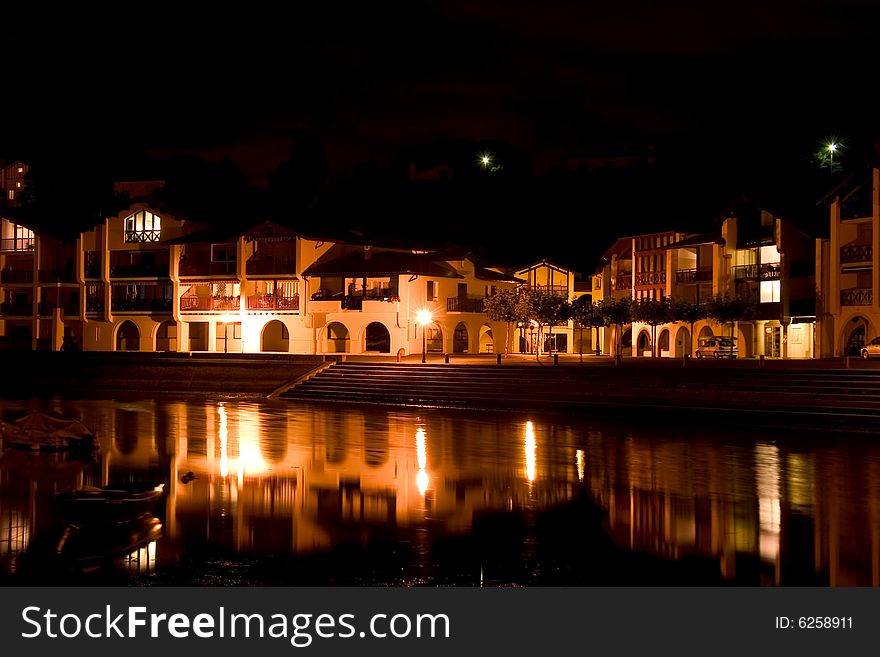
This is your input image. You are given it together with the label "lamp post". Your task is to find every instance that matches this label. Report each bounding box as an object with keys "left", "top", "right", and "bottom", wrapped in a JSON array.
[
  {"left": 417, "top": 309, "right": 432, "bottom": 364},
  {"left": 827, "top": 142, "right": 837, "bottom": 175}
]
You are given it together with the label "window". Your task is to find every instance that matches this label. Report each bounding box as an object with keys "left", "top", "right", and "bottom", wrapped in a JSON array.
[
  {"left": 16, "top": 182, "right": 21, "bottom": 188},
  {"left": 211, "top": 243, "right": 236, "bottom": 262},
  {"left": 17, "top": 167, "right": 23, "bottom": 173},
  {"left": 7, "top": 190, "right": 13, "bottom": 200},
  {"left": 759, "top": 245, "right": 780, "bottom": 264},
  {"left": 124, "top": 210, "right": 161, "bottom": 242},
  {"left": 427, "top": 280, "right": 437, "bottom": 301},
  {"left": 760, "top": 280, "right": 780, "bottom": 303}
]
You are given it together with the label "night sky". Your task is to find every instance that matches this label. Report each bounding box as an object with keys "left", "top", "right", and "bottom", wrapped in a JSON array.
[{"left": 3, "top": 2, "right": 879, "bottom": 264}]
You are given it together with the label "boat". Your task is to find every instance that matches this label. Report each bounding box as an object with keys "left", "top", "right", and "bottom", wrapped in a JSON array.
[
  {"left": 55, "top": 482, "right": 166, "bottom": 527},
  {"left": 0, "top": 410, "right": 98, "bottom": 452},
  {"left": 54, "top": 513, "right": 163, "bottom": 572}
]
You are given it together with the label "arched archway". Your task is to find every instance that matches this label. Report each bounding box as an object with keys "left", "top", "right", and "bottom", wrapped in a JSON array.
[
  {"left": 698, "top": 325, "right": 715, "bottom": 341},
  {"left": 479, "top": 324, "right": 494, "bottom": 353},
  {"left": 365, "top": 322, "right": 391, "bottom": 353},
  {"left": 637, "top": 329, "right": 651, "bottom": 356},
  {"left": 155, "top": 320, "right": 177, "bottom": 352},
  {"left": 845, "top": 317, "right": 869, "bottom": 356},
  {"left": 326, "top": 322, "right": 350, "bottom": 353},
  {"left": 453, "top": 322, "right": 469, "bottom": 353},
  {"left": 261, "top": 320, "right": 289, "bottom": 352},
  {"left": 658, "top": 328, "right": 670, "bottom": 355},
  {"left": 426, "top": 324, "right": 443, "bottom": 353},
  {"left": 115, "top": 321, "right": 140, "bottom": 351},
  {"left": 621, "top": 327, "right": 632, "bottom": 356},
  {"left": 675, "top": 326, "right": 691, "bottom": 357}
]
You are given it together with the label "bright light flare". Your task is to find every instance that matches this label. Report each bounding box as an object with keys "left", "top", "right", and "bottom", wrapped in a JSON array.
[
  {"left": 416, "top": 309, "right": 433, "bottom": 326},
  {"left": 576, "top": 449, "right": 585, "bottom": 482},
  {"left": 525, "top": 421, "right": 536, "bottom": 483},
  {"left": 416, "top": 425, "right": 428, "bottom": 495}
]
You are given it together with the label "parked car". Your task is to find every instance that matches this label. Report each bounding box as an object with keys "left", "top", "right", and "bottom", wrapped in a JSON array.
[
  {"left": 860, "top": 336, "right": 880, "bottom": 359},
  {"left": 695, "top": 336, "right": 738, "bottom": 359}
]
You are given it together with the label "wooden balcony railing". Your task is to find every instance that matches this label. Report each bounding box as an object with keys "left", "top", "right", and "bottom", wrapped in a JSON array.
[
  {"left": 446, "top": 296, "right": 485, "bottom": 312},
  {"left": 86, "top": 299, "right": 105, "bottom": 313},
  {"left": 840, "top": 288, "right": 872, "bottom": 306},
  {"left": 733, "top": 263, "right": 781, "bottom": 281},
  {"left": 180, "top": 296, "right": 241, "bottom": 312},
  {"left": 0, "top": 238, "right": 34, "bottom": 252},
  {"left": 124, "top": 230, "right": 161, "bottom": 243},
  {"left": 246, "top": 257, "right": 295, "bottom": 276},
  {"left": 675, "top": 268, "right": 713, "bottom": 284},
  {"left": 532, "top": 284, "right": 568, "bottom": 297},
  {"left": 38, "top": 269, "right": 76, "bottom": 283},
  {"left": 246, "top": 294, "right": 299, "bottom": 311},
  {"left": 635, "top": 271, "right": 666, "bottom": 286},
  {"left": 840, "top": 243, "right": 873, "bottom": 264},
  {"left": 614, "top": 273, "right": 632, "bottom": 290}
]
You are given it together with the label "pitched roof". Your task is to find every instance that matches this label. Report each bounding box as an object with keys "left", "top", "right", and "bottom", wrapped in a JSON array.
[{"left": 302, "top": 245, "right": 463, "bottom": 278}]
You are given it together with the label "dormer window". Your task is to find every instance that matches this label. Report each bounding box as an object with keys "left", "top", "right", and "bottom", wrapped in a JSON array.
[{"left": 124, "top": 210, "right": 161, "bottom": 243}]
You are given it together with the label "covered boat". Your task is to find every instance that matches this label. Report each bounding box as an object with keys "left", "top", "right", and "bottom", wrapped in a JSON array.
[
  {"left": 0, "top": 410, "right": 98, "bottom": 452},
  {"left": 55, "top": 482, "right": 165, "bottom": 527}
]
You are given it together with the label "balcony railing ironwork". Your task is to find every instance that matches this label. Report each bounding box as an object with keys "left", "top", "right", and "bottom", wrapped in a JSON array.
[
  {"left": 86, "top": 298, "right": 105, "bottom": 313},
  {"left": 675, "top": 268, "right": 713, "bottom": 284},
  {"left": 614, "top": 273, "right": 632, "bottom": 290},
  {"left": 246, "top": 294, "right": 299, "bottom": 311},
  {"left": 447, "top": 296, "right": 485, "bottom": 312},
  {"left": 342, "top": 295, "right": 363, "bottom": 310},
  {"left": 635, "top": 271, "right": 666, "bottom": 286},
  {"left": 180, "top": 296, "right": 241, "bottom": 312},
  {"left": 532, "top": 284, "right": 568, "bottom": 297},
  {"left": 840, "top": 243, "right": 873, "bottom": 264},
  {"left": 840, "top": 288, "right": 872, "bottom": 306}
]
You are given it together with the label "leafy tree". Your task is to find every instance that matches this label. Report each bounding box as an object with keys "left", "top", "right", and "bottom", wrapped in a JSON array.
[
  {"left": 705, "top": 295, "right": 757, "bottom": 344},
  {"left": 669, "top": 298, "right": 707, "bottom": 357},
  {"left": 570, "top": 296, "right": 605, "bottom": 362},
  {"left": 632, "top": 297, "right": 673, "bottom": 358},
  {"left": 598, "top": 297, "right": 632, "bottom": 361},
  {"left": 484, "top": 287, "right": 523, "bottom": 355},
  {"left": 534, "top": 292, "right": 569, "bottom": 357}
]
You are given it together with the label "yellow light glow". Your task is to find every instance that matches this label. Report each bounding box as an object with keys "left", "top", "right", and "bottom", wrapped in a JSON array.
[
  {"left": 481, "top": 155, "right": 491, "bottom": 165},
  {"left": 416, "top": 425, "right": 429, "bottom": 495},
  {"left": 478, "top": 151, "right": 494, "bottom": 168},
  {"left": 416, "top": 309, "right": 433, "bottom": 326},
  {"left": 525, "top": 421, "right": 536, "bottom": 483},
  {"left": 827, "top": 142, "right": 837, "bottom": 153},
  {"left": 218, "top": 403, "right": 229, "bottom": 478},
  {"left": 576, "top": 449, "right": 585, "bottom": 482}
]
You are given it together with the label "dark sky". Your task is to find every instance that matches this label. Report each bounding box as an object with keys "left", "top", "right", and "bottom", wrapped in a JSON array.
[{"left": 4, "top": 1, "right": 879, "bottom": 186}]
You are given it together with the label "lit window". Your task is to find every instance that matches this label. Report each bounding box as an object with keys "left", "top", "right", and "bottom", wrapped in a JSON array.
[
  {"left": 17, "top": 167, "right": 23, "bottom": 173},
  {"left": 760, "top": 245, "right": 780, "bottom": 264},
  {"left": 16, "top": 182, "right": 21, "bottom": 188},
  {"left": 124, "top": 210, "right": 161, "bottom": 242},
  {"left": 7, "top": 190, "right": 13, "bottom": 200},
  {"left": 760, "top": 280, "right": 780, "bottom": 303}
]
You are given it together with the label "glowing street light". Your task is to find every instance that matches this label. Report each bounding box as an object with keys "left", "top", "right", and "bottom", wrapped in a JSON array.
[{"left": 417, "top": 309, "right": 432, "bottom": 363}]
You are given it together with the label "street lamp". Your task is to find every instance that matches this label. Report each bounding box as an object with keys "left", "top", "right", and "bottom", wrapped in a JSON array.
[{"left": 417, "top": 309, "right": 432, "bottom": 363}]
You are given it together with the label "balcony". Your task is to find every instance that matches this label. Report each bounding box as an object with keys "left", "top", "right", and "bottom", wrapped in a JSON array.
[
  {"left": 733, "top": 263, "right": 781, "bottom": 281},
  {"left": 180, "top": 296, "right": 241, "bottom": 312},
  {"left": 246, "top": 294, "right": 299, "bottom": 311},
  {"left": 840, "top": 244, "right": 873, "bottom": 264},
  {"left": 86, "top": 298, "right": 105, "bottom": 313},
  {"left": 179, "top": 259, "right": 238, "bottom": 277},
  {"left": 0, "top": 269, "right": 34, "bottom": 284},
  {"left": 38, "top": 302, "right": 79, "bottom": 317},
  {"left": 614, "top": 273, "right": 632, "bottom": 291},
  {"left": 124, "top": 229, "right": 161, "bottom": 243},
  {"left": 0, "top": 302, "right": 33, "bottom": 316},
  {"left": 111, "top": 298, "right": 173, "bottom": 312},
  {"left": 675, "top": 268, "right": 713, "bottom": 284},
  {"left": 447, "top": 296, "right": 485, "bottom": 313},
  {"left": 341, "top": 295, "right": 363, "bottom": 310},
  {"left": 635, "top": 271, "right": 666, "bottom": 286},
  {"left": 840, "top": 288, "right": 872, "bottom": 306},
  {"left": 84, "top": 252, "right": 101, "bottom": 278},
  {"left": 109, "top": 262, "right": 170, "bottom": 278},
  {"left": 39, "top": 269, "right": 76, "bottom": 284},
  {"left": 532, "top": 284, "right": 568, "bottom": 297},
  {"left": 246, "top": 257, "right": 296, "bottom": 276},
  {"left": 0, "top": 238, "right": 34, "bottom": 252}
]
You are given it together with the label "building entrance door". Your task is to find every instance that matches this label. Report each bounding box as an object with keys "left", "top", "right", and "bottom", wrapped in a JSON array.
[{"left": 764, "top": 326, "right": 781, "bottom": 358}]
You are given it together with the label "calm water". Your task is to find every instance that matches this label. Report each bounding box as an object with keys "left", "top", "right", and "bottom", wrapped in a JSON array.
[{"left": 1, "top": 397, "right": 879, "bottom": 586}]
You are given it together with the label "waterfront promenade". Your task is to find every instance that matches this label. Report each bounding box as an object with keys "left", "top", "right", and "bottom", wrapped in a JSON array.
[{"left": 2, "top": 350, "right": 879, "bottom": 432}]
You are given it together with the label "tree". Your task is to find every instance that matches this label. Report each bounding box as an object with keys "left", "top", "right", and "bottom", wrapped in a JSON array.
[
  {"left": 484, "top": 287, "right": 523, "bottom": 356},
  {"left": 534, "top": 292, "right": 570, "bottom": 357},
  {"left": 570, "top": 296, "right": 605, "bottom": 362},
  {"left": 632, "top": 297, "right": 673, "bottom": 358},
  {"left": 598, "top": 297, "right": 632, "bottom": 362},
  {"left": 705, "top": 295, "right": 757, "bottom": 345},
  {"left": 670, "top": 298, "right": 707, "bottom": 357}
]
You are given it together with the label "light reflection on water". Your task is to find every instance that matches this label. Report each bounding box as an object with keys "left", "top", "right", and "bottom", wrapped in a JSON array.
[{"left": 1, "top": 398, "right": 880, "bottom": 586}]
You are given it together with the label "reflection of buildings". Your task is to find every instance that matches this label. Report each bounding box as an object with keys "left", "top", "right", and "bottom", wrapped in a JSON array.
[{"left": 580, "top": 431, "right": 880, "bottom": 585}]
